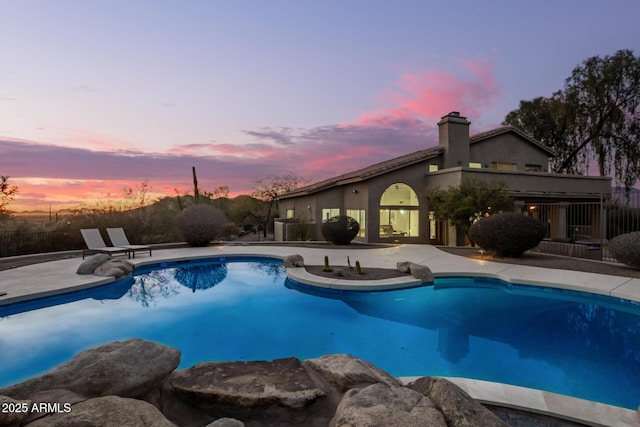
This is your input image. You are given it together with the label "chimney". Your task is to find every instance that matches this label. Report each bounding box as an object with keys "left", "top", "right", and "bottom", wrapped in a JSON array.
[{"left": 438, "top": 112, "right": 470, "bottom": 168}]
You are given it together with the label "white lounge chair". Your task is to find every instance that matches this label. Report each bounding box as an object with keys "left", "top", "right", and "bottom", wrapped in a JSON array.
[
  {"left": 80, "top": 228, "right": 131, "bottom": 259},
  {"left": 107, "top": 227, "right": 152, "bottom": 258}
]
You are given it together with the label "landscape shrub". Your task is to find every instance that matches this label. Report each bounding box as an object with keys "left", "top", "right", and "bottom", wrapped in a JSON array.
[
  {"left": 222, "top": 222, "right": 240, "bottom": 240},
  {"left": 288, "top": 219, "right": 315, "bottom": 241},
  {"left": 469, "top": 213, "right": 545, "bottom": 257},
  {"left": 174, "top": 204, "right": 228, "bottom": 246},
  {"left": 321, "top": 215, "right": 360, "bottom": 245},
  {"left": 608, "top": 231, "right": 640, "bottom": 269}
]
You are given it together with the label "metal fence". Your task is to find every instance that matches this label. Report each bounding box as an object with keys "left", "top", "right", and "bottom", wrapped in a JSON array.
[
  {"left": 0, "top": 230, "right": 84, "bottom": 258},
  {"left": 519, "top": 191, "right": 640, "bottom": 262}
]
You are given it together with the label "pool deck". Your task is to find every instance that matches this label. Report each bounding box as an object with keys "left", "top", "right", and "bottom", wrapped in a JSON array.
[{"left": 1, "top": 243, "right": 639, "bottom": 426}]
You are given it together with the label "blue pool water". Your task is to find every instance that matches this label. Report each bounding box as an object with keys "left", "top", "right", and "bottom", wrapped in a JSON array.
[{"left": 1, "top": 257, "right": 639, "bottom": 409}]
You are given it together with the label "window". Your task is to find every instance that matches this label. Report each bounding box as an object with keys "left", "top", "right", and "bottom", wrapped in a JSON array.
[
  {"left": 379, "top": 209, "right": 419, "bottom": 238},
  {"left": 379, "top": 183, "right": 419, "bottom": 238},
  {"left": 428, "top": 164, "right": 439, "bottom": 172},
  {"left": 525, "top": 164, "right": 541, "bottom": 172},
  {"left": 321, "top": 208, "right": 340, "bottom": 222},
  {"left": 469, "top": 162, "right": 482, "bottom": 169},
  {"left": 490, "top": 162, "right": 517, "bottom": 171},
  {"left": 346, "top": 209, "right": 366, "bottom": 237},
  {"left": 286, "top": 209, "right": 295, "bottom": 219}
]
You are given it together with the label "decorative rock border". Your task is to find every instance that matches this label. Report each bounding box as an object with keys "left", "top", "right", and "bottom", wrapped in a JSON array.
[
  {"left": 285, "top": 254, "right": 434, "bottom": 291},
  {"left": 0, "top": 339, "right": 510, "bottom": 427}
]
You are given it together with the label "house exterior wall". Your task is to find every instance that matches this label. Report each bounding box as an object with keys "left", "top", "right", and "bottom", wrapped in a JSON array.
[
  {"left": 364, "top": 162, "right": 430, "bottom": 244},
  {"left": 277, "top": 112, "right": 613, "bottom": 246},
  {"left": 425, "top": 167, "right": 611, "bottom": 200},
  {"left": 469, "top": 133, "right": 551, "bottom": 172}
]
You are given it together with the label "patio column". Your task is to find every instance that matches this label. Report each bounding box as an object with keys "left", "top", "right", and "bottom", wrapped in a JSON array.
[
  {"left": 514, "top": 200, "right": 524, "bottom": 213},
  {"left": 559, "top": 202, "right": 569, "bottom": 239}
]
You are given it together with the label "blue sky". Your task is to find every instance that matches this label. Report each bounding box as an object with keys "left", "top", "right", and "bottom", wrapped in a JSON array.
[{"left": 1, "top": 1, "right": 639, "bottom": 210}]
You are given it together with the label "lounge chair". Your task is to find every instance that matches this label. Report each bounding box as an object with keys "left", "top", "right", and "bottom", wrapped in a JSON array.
[
  {"left": 106, "top": 227, "right": 152, "bottom": 258},
  {"left": 80, "top": 228, "right": 131, "bottom": 259}
]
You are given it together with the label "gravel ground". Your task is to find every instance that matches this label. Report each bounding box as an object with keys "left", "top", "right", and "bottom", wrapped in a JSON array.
[
  {"left": 305, "top": 264, "right": 411, "bottom": 280},
  {"left": 438, "top": 246, "right": 640, "bottom": 279}
]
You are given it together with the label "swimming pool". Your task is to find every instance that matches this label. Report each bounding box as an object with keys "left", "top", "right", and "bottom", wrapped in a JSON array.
[{"left": 1, "top": 257, "right": 639, "bottom": 409}]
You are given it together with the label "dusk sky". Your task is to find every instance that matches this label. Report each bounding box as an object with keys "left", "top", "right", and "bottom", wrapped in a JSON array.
[{"left": 2, "top": 1, "right": 639, "bottom": 211}]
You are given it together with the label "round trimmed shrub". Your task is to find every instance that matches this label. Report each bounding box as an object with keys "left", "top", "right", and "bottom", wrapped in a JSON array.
[
  {"left": 609, "top": 231, "right": 640, "bottom": 269},
  {"left": 469, "top": 213, "right": 545, "bottom": 257},
  {"left": 321, "top": 215, "right": 360, "bottom": 245},
  {"left": 174, "top": 204, "right": 228, "bottom": 247}
]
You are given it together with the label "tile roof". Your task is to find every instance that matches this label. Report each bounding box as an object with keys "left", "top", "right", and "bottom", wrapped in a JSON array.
[
  {"left": 280, "top": 146, "right": 444, "bottom": 198},
  {"left": 281, "top": 126, "right": 555, "bottom": 198}
]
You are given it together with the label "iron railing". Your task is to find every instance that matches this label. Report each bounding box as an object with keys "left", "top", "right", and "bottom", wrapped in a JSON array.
[
  {"left": 0, "top": 230, "right": 84, "bottom": 258},
  {"left": 519, "top": 191, "right": 640, "bottom": 262}
]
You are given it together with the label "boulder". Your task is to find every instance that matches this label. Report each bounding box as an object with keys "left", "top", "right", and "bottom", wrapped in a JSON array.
[
  {"left": 166, "top": 357, "right": 335, "bottom": 426},
  {"left": 284, "top": 254, "right": 305, "bottom": 268},
  {"left": 93, "top": 259, "right": 134, "bottom": 278},
  {"left": 25, "top": 395, "right": 176, "bottom": 427},
  {"left": 0, "top": 339, "right": 180, "bottom": 401},
  {"left": 396, "top": 261, "right": 412, "bottom": 273},
  {"left": 0, "top": 395, "right": 32, "bottom": 427},
  {"left": 169, "top": 357, "right": 325, "bottom": 410},
  {"left": 303, "top": 354, "right": 401, "bottom": 393},
  {"left": 206, "top": 418, "right": 246, "bottom": 427},
  {"left": 76, "top": 254, "right": 111, "bottom": 274},
  {"left": 407, "top": 377, "right": 509, "bottom": 427},
  {"left": 330, "top": 383, "right": 447, "bottom": 427},
  {"left": 21, "top": 389, "right": 86, "bottom": 424},
  {"left": 409, "top": 263, "right": 434, "bottom": 284}
]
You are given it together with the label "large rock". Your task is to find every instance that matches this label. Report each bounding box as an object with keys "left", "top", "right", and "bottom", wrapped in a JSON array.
[
  {"left": 0, "top": 395, "right": 32, "bottom": 427},
  {"left": 166, "top": 357, "right": 335, "bottom": 426},
  {"left": 396, "top": 262, "right": 434, "bottom": 284},
  {"left": 76, "top": 254, "right": 112, "bottom": 274},
  {"left": 408, "top": 377, "right": 509, "bottom": 427},
  {"left": 0, "top": 339, "right": 180, "bottom": 401},
  {"left": 169, "top": 357, "right": 324, "bottom": 409},
  {"left": 304, "top": 354, "right": 401, "bottom": 393},
  {"left": 330, "top": 383, "right": 447, "bottom": 427},
  {"left": 396, "top": 261, "right": 412, "bottom": 273},
  {"left": 25, "top": 395, "right": 176, "bottom": 427},
  {"left": 206, "top": 418, "right": 246, "bottom": 426},
  {"left": 284, "top": 254, "right": 305, "bottom": 267},
  {"left": 21, "top": 389, "right": 87, "bottom": 424},
  {"left": 409, "top": 262, "right": 434, "bottom": 284},
  {"left": 93, "top": 259, "right": 134, "bottom": 278}
]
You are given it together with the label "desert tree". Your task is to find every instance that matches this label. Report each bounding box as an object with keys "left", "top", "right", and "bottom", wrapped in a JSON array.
[
  {"left": 0, "top": 175, "right": 18, "bottom": 215},
  {"left": 250, "top": 174, "right": 305, "bottom": 238},
  {"left": 504, "top": 49, "right": 640, "bottom": 190},
  {"left": 428, "top": 179, "right": 514, "bottom": 245}
]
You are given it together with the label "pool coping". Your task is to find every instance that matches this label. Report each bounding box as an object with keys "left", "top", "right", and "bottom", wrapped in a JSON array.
[
  {"left": 1, "top": 244, "right": 639, "bottom": 425},
  {"left": 400, "top": 376, "right": 639, "bottom": 427}
]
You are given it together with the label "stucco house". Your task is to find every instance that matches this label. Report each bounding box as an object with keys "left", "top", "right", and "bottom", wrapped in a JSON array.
[{"left": 277, "top": 112, "right": 611, "bottom": 245}]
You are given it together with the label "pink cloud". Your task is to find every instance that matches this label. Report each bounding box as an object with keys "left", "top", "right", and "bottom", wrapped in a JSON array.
[
  {"left": 354, "top": 56, "right": 499, "bottom": 127},
  {"left": 1, "top": 58, "right": 501, "bottom": 211}
]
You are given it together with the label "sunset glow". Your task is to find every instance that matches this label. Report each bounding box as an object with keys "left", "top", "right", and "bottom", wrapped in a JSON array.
[{"left": 1, "top": 2, "right": 638, "bottom": 212}]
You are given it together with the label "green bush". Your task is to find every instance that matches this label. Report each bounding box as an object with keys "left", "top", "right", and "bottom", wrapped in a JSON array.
[
  {"left": 469, "top": 213, "right": 545, "bottom": 257},
  {"left": 174, "top": 204, "right": 228, "bottom": 246},
  {"left": 321, "top": 215, "right": 360, "bottom": 245},
  {"left": 609, "top": 231, "right": 640, "bottom": 268}
]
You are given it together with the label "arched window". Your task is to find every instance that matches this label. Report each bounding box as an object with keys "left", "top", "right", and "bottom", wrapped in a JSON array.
[{"left": 379, "top": 183, "right": 419, "bottom": 238}]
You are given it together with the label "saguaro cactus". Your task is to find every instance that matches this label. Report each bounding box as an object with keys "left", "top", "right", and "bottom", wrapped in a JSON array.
[{"left": 323, "top": 255, "right": 332, "bottom": 272}]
